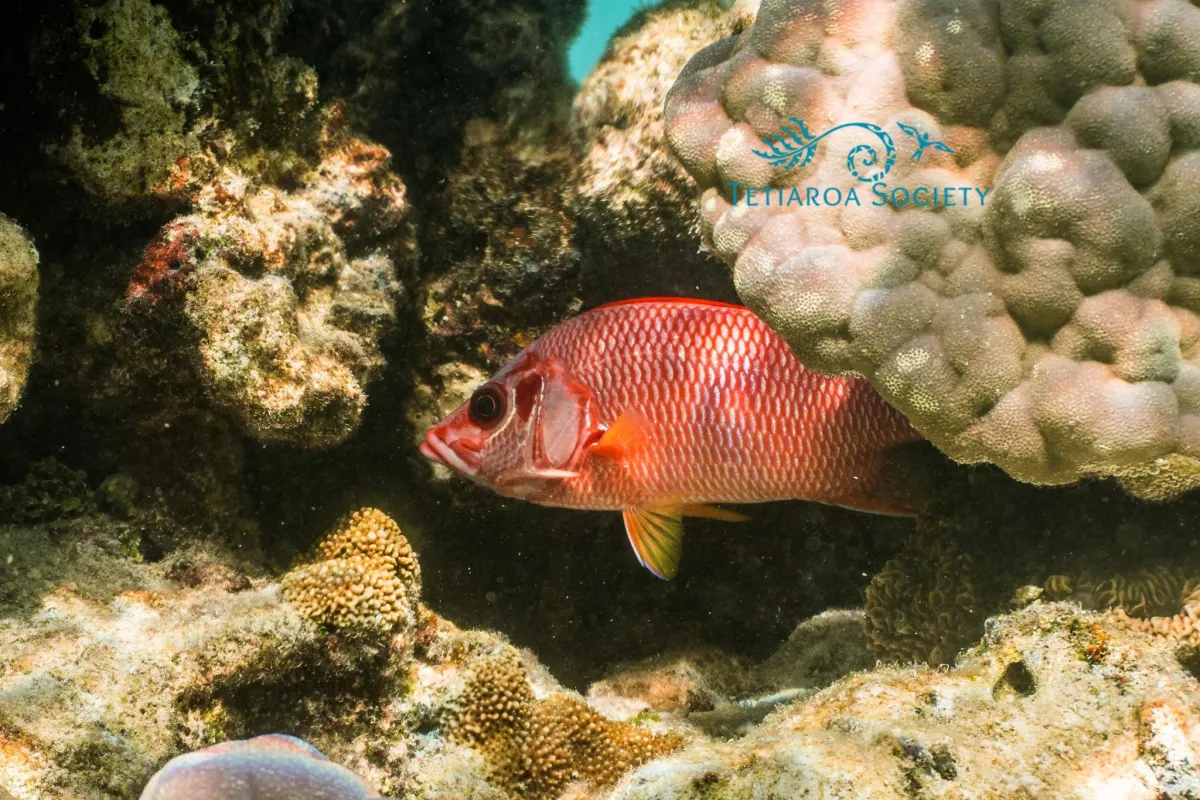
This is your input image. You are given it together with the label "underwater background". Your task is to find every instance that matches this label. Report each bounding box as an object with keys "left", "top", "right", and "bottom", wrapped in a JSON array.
[{"left": 2, "top": 0, "right": 1200, "bottom": 797}]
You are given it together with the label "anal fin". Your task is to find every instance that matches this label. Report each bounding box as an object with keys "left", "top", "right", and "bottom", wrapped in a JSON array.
[
  {"left": 622, "top": 507, "right": 684, "bottom": 580},
  {"left": 825, "top": 494, "right": 918, "bottom": 518},
  {"left": 679, "top": 504, "right": 751, "bottom": 522}
]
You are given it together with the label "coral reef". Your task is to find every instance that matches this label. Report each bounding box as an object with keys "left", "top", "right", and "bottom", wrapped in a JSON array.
[
  {"left": 447, "top": 651, "right": 685, "bottom": 799},
  {"left": 608, "top": 603, "right": 1200, "bottom": 799},
  {"left": 664, "top": 0, "right": 1200, "bottom": 498},
  {"left": 140, "top": 734, "right": 379, "bottom": 799},
  {"left": 864, "top": 519, "right": 986, "bottom": 665},
  {"left": 0, "top": 217, "right": 37, "bottom": 426},
  {"left": 282, "top": 507, "right": 420, "bottom": 633},
  {"left": 1042, "top": 566, "right": 1200, "bottom": 647}
]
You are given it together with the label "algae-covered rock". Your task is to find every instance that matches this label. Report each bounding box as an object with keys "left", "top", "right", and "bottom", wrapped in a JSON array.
[
  {"left": 571, "top": 0, "right": 756, "bottom": 302},
  {"left": 609, "top": 603, "right": 1200, "bottom": 799},
  {"left": 124, "top": 127, "right": 411, "bottom": 448},
  {"left": 0, "top": 217, "right": 37, "bottom": 426}
]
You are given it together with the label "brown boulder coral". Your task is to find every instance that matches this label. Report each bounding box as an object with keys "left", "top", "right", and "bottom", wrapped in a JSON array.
[
  {"left": 128, "top": 128, "right": 410, "bottom": 448},
  {"left": 282, "top": 507, "right": 421, "bottom": 634},
  {"left": 664, "top": 0, "right": 1200, "bottom": 498},
  {"left": 448, "top": 651, "right": 684, "bottom": 799},
  {"left": 0, "top": 216, "right": 37, "bottom": 426}
]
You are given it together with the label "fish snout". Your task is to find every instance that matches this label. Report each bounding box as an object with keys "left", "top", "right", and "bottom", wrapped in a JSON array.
[{"left": 420, "top": 425, "right": 483, "bottom": 477}]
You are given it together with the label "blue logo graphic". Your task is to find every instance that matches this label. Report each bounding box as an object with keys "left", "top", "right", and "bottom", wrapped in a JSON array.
[{"left": 752, "top": 117, "right": 954, "bottom": 182}]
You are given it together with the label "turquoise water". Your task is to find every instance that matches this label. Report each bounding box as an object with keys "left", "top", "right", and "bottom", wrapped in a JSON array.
[{"left": 569, "top": 0, "right": 647, "bottom": 82}]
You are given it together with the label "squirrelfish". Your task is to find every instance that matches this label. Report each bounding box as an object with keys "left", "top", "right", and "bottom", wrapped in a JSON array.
[{"left": 420, "top": 298, "right": 921, "bottom": 579}]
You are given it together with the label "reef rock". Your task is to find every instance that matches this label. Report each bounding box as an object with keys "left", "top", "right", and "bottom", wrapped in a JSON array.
[
  {"left": 609, "top": 603, "right": 1200, "bottom": 799},
  {"left": 0, "top": 217, "right": 37, "bottom": 426},
  {"left": 571, "top": 0, "right": 756, "bottom": 302},
  {"left": 125, "top": 125, "right": 410, "bottom": 448},
  {"left": 665, "top": 0, "right": 1200, "bottom": 499},
  {"left": 33, "top": 0, "right": 321, "bottom": 217}
]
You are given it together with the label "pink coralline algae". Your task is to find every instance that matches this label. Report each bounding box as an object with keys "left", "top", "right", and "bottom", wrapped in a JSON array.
[
  {"left": 664, "top": 0, "right": 1200, "bottom": 499},
  {"left": 139, "top": 734, "right": 379, "bottom": 799}
]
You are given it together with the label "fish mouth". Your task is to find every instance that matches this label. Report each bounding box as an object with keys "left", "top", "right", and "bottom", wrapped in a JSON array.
[{"left": 420, "top": 429, "right": 481, "bottom": 477}]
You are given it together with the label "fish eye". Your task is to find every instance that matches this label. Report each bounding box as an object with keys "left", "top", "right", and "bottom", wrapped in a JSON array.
[{"left": 468, "top": 384, "right": 506, "bottom": 428}]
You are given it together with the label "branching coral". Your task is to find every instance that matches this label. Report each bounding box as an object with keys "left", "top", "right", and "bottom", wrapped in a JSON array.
[
  {"left": 448, "top": 651, "right": 684, "bottom": 799},
  {"left": 664, "top": 0, "right": 1200, "bottom": 498},
  {"left": 864, "top": 521, "right": 986, "bottom": 665},
  {"left": 139, "top": 734, "right": 379, "bottom": 799},
  {"left": 0, "top": 216, "right": 38, "bottom": 426},
  {"left": 281, "top": 508, "right": 420, "bottom": 634}
]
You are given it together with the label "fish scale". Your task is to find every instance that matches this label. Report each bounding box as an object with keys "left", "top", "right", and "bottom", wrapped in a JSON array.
[{"left": 524, "top": 298, "right": 920, "bottom": 511}]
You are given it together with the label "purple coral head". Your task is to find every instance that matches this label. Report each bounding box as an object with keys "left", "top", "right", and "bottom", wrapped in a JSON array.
[{"left": 139, "top": 734, "right": 380, "bottom": 799}]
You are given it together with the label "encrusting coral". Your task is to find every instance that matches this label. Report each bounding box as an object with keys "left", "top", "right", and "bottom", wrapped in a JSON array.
[
  {"left": 0, "top": 215, "right": 38, "bottom": 426},
  {"left": 864, "top": 520, "right": 986, "bottom": 665},
  {"left": 664, "top": 0, "right": 1200, "bottom": 499},
  {"left": 282, "top": 507, "right": 420, "bottom": 634},
  {"left": 139, "top": 734, "right": 379, "bottom": 799},
  {"left": 448, "top": 651, "right": 684, "bottom": 799}
]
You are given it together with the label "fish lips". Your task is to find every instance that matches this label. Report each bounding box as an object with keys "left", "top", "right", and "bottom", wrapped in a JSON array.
[{"left": 420, "top": 428, "right": 482, "bottom": 478}]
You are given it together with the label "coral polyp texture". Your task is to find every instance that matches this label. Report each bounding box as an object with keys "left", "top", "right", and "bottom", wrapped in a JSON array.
[
  {"left": 133, "top": 130, "right": 408, "bottom": 448},
  {"left": 139, "top": 734, "right": 379, "bottom": 799},
  {"left": 0, "top": 215, "right": 38, "bottom": 426},
  {"left": 864, "top": 520, "right": 986, "bottom": 665},
  {"left": 282, "top": 508, "right": 421, "bottom": 633},
  {"left": 664, "top": 0, "right": 1200, "bottom": 497},
  {"left": 448, "top": 651, "right": 685, "bottom": 799}
]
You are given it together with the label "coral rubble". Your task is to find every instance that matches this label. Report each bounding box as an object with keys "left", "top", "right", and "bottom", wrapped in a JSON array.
[
  {"left": 665, "top": 0, "right": 1200, "bottom": 498},
  {"left": 140, "top": 734, "right": 379, "bottom": 799}
]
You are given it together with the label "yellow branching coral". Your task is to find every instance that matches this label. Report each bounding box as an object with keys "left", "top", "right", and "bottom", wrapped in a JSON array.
[
  {"left": 448, "top": 651, "right": 683, "bottom": 798},
  {"left": 281, "top": 508, "right": 420, "bottom": 633},
  {"left": 864, "top": 522, "right": 986, "bottom": 666}
]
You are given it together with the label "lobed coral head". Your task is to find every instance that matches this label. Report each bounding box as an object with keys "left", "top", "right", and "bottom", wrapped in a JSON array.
[{"left": 139, "top": 733, "right": 379, "bottom": 799}]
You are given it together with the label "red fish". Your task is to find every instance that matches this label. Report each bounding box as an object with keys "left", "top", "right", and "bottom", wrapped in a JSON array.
[{"left": 420, "top": 298, "right": 921, "bottom": 579}]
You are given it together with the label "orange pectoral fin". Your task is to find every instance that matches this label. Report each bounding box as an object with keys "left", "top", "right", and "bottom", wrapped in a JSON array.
[
  {"left": 591, "top": 410, "right": 650, "bottom": 461},
  {"left": 622, "top": 507, "right": 683, "bottom": 580}
]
